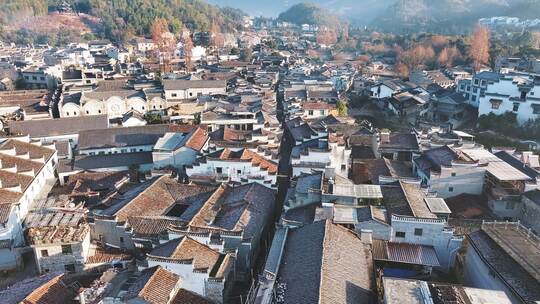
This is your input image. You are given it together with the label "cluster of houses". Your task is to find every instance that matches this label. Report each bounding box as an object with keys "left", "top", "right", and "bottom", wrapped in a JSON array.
[{"left": 0, "top": 19, "right": 538, "bottom": 304}]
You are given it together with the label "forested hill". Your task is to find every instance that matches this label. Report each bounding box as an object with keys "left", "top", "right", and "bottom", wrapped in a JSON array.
[
  {"left": 277, "top": 3, "right": 343, "bottom": 28},
  {"left": 0, "top": 0, "right": 246, "bottom": 42},
  {"left": 371, "top": 0, "right": 540, "bottom": 34}
]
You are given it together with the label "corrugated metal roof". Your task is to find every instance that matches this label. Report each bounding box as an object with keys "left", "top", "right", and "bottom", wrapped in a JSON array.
[{"left": 372, "top": 240, "right": 440, "bottom": 267}]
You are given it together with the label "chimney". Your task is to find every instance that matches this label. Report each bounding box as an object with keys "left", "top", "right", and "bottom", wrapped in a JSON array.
[
  {"left": 360, "top": 229, "right": 373, "bottom": 244},
  {"left": 328, "top": 178, "right": 334, "bottom": 194},
  {"left": 380, "top": 130, "right": 390, "bottom": 144},
  {"left": 522, "top": 151, "right": 532, "bottom": 164}
]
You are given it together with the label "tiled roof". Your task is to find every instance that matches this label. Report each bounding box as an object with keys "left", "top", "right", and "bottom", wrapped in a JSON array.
[
  {"left": 468, "top": 226, "right": 540, "bottom": 303},
  {"left": 8, "top": 115, "right": 109, "bottom": 138},
  {"left": 171, "top": 289, "right": 216, "bottom": 304},
  {"left": 205, "top": 148, "right": 278, "bottom": 174},
  {"left": 276, "top": 220, "right": 375, "bottom": 304},
  {"left": 123, "top": 266, "right": 179, "bottom": 304},
  {"left": 148, "top": 237, "right": 226, "bottom": 273},
  {"left": 188, "top": 183, "right": 276, "bottom": 239},
  {"left": 111, "top": 176, "right": 217, "bottom": 222},
  {"left": 127, "top": 216, "right": 185, "bottom": 238},
  {"left": 163, "top": 79, "right": 226, "bottom": 91},
  {"left": 78, "top": 124, "right": 170, "bottom": 150},
  {"left": 0, "top": 203, "right": 12, "bottom": 225},
  {"left": 22, "top": 274, "right": 76, "bottom": 304},
  {"left": 184, "top": 127, "right": 209, "bottom": 151},
  {"left": 0, "top": 139, "right": 55, "bottom": 204},
  {"left": 372, "top": 240, "right": 440, "bottom": 267},
  {"left": 86, "top": 248, "right": 132, "bottom": 264}
]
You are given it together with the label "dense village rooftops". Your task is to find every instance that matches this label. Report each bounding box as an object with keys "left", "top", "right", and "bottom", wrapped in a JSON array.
[
  {"left": 148, "top": 236, "right": 232, "bottom": 277},
  {"left": 414, "top": 146, "right": 475, "bottom": 174},
  {"left": 122, "top": 266, "right": 180, "bottom": 303},
  {"left": 67, "top": 171, "right": 128, "bottom": 198},
  {"left": 163, "top": 79, "right": 227, "bottom": 91},
  {"left": 8, "top": 115, "right": 109, "bottom": 138},
  {"left": 467, "top": 222, "right": 540, "bottom": 303},
  {"left": 267, "top": 220, "right": 374, "bottom": 304},
  {"left": 127, "top": 216, "right": 185, "bottom": 239}
]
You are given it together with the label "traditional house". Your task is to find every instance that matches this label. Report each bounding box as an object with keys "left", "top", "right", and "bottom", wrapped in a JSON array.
[
  {"left": 186, "top": 148, "right": 278, "bottom": 188},
  {"left": 152, "top": 127, "right": 209, "bottom": 170},
  {"left": 166, "top": 183, "right": 276, "bottom": 280},
  {"left": 145, "top": 237, "right": 234, "bottom": 303},
  {"left": 0, "top": 138, "right": 57, "bottom": 270},
  {"left": 254, "top": 221, "right": 375, "bottom": 304},
  {"left": 463, "top": 221, "right": 540, "bottom": 304}
]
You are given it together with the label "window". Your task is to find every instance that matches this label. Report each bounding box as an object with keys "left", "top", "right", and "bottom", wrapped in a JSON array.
[
  {"left": 32, "top": 76, "right": 37, "bottom": 80},
  {"left": 513, "top": 103, "right": 520, "bottom": 112},
  {"left": 130, "top": 148, "right": 136, "bottom": 152},
  {"left": 521, "top": 91, "right": 527, "bottom": 99},
  {"left": 189, "top": 92, "right": 193, "bottom": 97},
  {"left": 451, "top": 172, "right": 456, "bottom": 177},
  {"left": 172, "top": 93, "right": 177, "bottom": 98},
  {"left": 449, "top": 186, "right": 454, "bottom": 192},
  {"left": 237, "top": 169, "right": 242, "bottom": 174},
  {"left": 61, "top": 245, "right": 72, "bottom": 255},
  {"left": 474, "top": 79, "right": 479, "bottom": 85},
  {"left": 505, "top": 201, "right": 516, "bottom": 210},
  {"left": 40, "top": 77, "right": 45, "bottom": 81},
  {"left": 414, "top": 228, "right": 423, "bottom": 236},
  {"left": 341, "top": 164, "right": 346, "bottom": 171},
  {"left": 98, "top": 110, "right": 102, "bottom": 114},
  {"left": 216, "top": 167, "right": 223, "bottom": 174},
  {"left": 119, "top": 237, "right": 124, "bottom": 243},
  {"left": 98, "top": 151, "right": 105, "bottom": 155},
  {"left": 64, "top": 264, "right": 75, "bottom": 273},
  {"left": 41, "top": 249, "right": 49, "bottom": 257},
  {"left": 395, "top": 231, "right": 406, "bottom": 238},
  {"left": 320, "top": 110, "right": 325, "bottom": 115},
  {"left": 86, "top": 110, "right": 89, "bottom": 114},
  {"left": 121, "top": 149, "right": 127, "bottom": 153},
  {"left": 308, "top": 110, "right": 314, "bottom": 115}
]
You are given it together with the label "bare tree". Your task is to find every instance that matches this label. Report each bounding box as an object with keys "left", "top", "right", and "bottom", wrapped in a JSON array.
[
  {"left": 211, "top": 19, "right": 224, "bottom": 61},
  {"left": 183, "top": 32, "right": 193, "bottom": 73},
  {"left": 151, "top": 18, "right": 176, "bottom": 73},
  {"left": 469, "top": 25, "right": 490, "bottom": 71}
]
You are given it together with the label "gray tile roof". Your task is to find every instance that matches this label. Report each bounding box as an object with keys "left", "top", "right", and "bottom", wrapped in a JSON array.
[
  {"left": 8, "top": 115, "right": 109, "bottom": 138},
  {"left": 78, "top": 124, "right": 170, "bottom": 150},
  {"left": 276, "top": 220, "right": 375, "bottom": 304}
]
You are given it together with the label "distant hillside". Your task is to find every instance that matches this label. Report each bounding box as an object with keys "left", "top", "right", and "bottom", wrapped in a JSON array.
[
  {"left": 0, "top": 0, "right": 47, "bottom": 24},
  {"left": 371, "top": 0, "right": 540, "bottom": 34},
  {"left": 209, "top": 0, "right": 392, "bottom": 24},
  {"left": 277, "top": 3, "right": 342, "bottom": 28},
  {"left": 0, "top": 0, "right": 247, "bottom": 42}
]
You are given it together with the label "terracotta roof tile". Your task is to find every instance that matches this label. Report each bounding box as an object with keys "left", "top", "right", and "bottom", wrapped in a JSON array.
[
  {"left": 185, "top": 127, "right": 209, "bottom": 151},
  {"left": 171, "top": 289, "right": 217, "bottom": 304},
  {"left": 124, "top": 266, "right": 179, "bottom": 304},
  {"left": 22, "top": 274, "right": 75, "bottom": 304}
]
